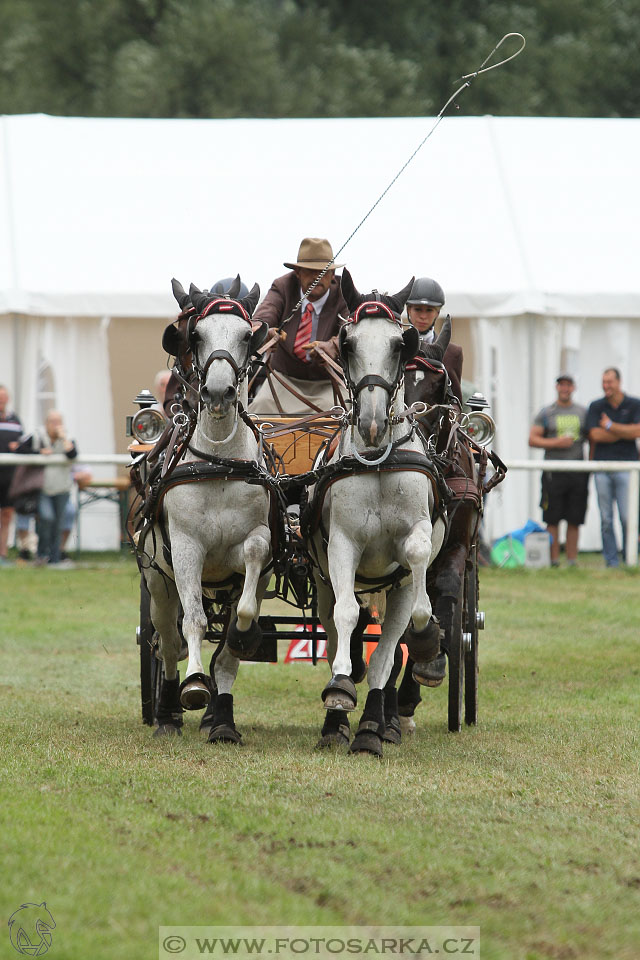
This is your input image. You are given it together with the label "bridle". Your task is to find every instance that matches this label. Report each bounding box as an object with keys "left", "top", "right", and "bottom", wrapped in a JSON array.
[
  {"left": 340, "top": 302, "right": 409, "bottom": 422},
  {"left": 190, "top": 298, "right": 254, "bottom": 389}
]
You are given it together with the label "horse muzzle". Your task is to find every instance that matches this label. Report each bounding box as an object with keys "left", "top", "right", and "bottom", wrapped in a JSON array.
[{"left": 201, "top": 383, "right": 237, "bottom": 416}]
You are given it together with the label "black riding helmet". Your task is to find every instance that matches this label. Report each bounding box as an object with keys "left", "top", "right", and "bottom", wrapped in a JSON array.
[
  {"left": 406, "top": 277, "right": 445, "bottom": 308},
  {"left": 209, "top": 277, "right": 250, "bottom": 299}
]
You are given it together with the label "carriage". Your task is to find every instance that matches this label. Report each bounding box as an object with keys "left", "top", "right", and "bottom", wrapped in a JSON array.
[{"left": 129, "top": 276, "right": 506, "bottom": 750}]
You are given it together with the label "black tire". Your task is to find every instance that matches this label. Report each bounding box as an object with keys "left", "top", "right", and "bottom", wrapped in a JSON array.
[
  {"left": 464, "top": 544, "right": 479, "bottom": 726},
  {"left": 447, "top": 578, "right": 464, "bottom": 733}
]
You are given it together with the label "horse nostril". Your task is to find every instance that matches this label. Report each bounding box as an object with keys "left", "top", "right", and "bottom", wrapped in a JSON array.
[{"left": 223, "top": 386, "right": 237, "bottom": 403}]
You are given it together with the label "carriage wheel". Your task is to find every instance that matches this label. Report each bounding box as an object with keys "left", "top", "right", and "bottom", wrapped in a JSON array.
[
  {"left": 463, "top": 544, "right": 479, "bottom": 726},
  {"left": 447, "top": 579, "right": 464, "bottom": 733},
  {"left": 138, "top": 575, "right": 166, "bottom": 726}
]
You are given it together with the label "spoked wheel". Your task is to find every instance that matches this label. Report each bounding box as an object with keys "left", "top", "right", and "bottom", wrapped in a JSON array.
[
  {"left": 447, "top": 578, "right": 464, "bottom": 733},
  {"left": 463, "top": 544, "right": 480, "bottom": 726},
  {"left": 138, "top": 575, "right": 165, "bottom": 726}
]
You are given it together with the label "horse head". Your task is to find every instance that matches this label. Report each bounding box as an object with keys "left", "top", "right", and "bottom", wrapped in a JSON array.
[
  {"left": 182, "top": 280, "right": 265, "bottom": 417},
  {"left": 338, "top": 271, "right": 417, "bottom": 448}
]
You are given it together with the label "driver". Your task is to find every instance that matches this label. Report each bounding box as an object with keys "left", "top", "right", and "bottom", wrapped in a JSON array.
[
  {"left": 405, "top": 277, "right": 463, "bottom": 403},
  {"left": 249, "top": 237, "right": 348, "bottom": 415}
]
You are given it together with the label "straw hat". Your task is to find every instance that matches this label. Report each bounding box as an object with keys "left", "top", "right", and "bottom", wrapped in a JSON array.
[{"left": 283, "top": 237, "right": 344, "bottom": 270}]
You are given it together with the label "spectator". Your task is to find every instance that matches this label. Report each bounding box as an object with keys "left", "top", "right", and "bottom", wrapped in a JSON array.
[
  {"left": 0, "top": 386, "right": 23, "bottom": 566},
  {"left": 529, "top": 374, "right": 589, "bottom": 566},
  {"left": 31, "top": 411, "right": 78, "bottom": 567},
  {"left": 586, "top": 368, "right": 640, "bottom": 567},
  {"left": 249, "top": 237, "right": 347, "bottom": 414}
]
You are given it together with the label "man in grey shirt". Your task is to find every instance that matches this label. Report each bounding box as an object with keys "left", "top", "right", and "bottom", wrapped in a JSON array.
[{"left": 529, "top": 374, "right": 588, "bottom": 566}]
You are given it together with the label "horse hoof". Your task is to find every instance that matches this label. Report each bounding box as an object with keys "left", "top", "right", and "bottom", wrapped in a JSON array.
[
  {"left": 404, "top": 617, "right": 442, "bottom": 663},
  {"left": 399, "top": 715, "right": 417, "bottom": 735},
  {"left": 315, "top": 725, "right": 350, "bottom": 750},
  {"left": 179, "top": 674, "right": 211, "bottom": 711},
  {"left": 349, "top": 732, "right": 383, "bottom": 757},
  {"left": 207, "top": 723, "right": 243, "bottom": 745},
  {"left": 382, "top": 716, "right": 402, "bottom": 745},
  {"left": 226, "top": 618, "right": 262, "bottom": 658},
  {"left": 153, "top": 723, "right": 182, "bottom": 738},
  {"left": 321, "top": 674, "right": 357, "bottom": 711},
  {"left": 413, "top": 652, "right": 446, "bottom": 687}
]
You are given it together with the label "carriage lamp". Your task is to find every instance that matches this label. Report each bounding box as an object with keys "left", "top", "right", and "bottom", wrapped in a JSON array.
[
  {"left": 462, "top": 393, "right": 496, "bottom": 447},
  {"left": 126, "top": 389, "right": 167, "bottom": 442}
]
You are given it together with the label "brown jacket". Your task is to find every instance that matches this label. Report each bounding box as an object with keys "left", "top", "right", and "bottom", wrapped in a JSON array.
[{"left": 254, "top": 272, "right": 347, "bottom": 382}]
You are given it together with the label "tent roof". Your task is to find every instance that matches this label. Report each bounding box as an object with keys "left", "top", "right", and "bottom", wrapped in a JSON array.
[{"left": 1, "top": 114, "right": 639, "bottom": 319}]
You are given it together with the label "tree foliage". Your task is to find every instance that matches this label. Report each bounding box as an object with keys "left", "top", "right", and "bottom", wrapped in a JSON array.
[{"left": 0, "top": 0, "right": 638, "bottom": 118}]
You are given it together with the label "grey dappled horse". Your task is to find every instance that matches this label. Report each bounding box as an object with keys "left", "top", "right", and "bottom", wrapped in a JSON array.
[
  {"left": 143, "top": 278, "right": 270, "bottom": 742},
  {"left": 309, "top": 271, "right": 446, "bottom": 756}
]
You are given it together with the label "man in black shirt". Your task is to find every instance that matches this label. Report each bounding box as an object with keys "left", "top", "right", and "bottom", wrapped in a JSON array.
[{"left": 586, "top": 368, "right": 640, "bottom": 566}]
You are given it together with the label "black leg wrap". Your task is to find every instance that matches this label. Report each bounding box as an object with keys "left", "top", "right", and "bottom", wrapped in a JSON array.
[
  {"left": 398, "top": 657, "right": 422, "bottom": 716},
  {"left": 207, "top": 692, "right": 242, "bottom": 744},
  {"left": 315, "top": 709, "right": 351, "bottom": 749},
  {"left": 350, "top": 690, "right": 385, "bottom": 756},
  {"left": 403, "top": 616, "right": 441, "bottom": 663},
  {"left": 199, "top": 689, "right": 218, "bottom": 732},
  {"left": 382, "top": 683, "right": 401, "bottom": 744},
  {"left": 349, "top": 606, "right": 371, "bottom": 683},
  {"left": 154, "top": 676, "right": 183, "bottom": 735},
  {"left": 226, "top": 617, "right": 263, "bottom": 658}
]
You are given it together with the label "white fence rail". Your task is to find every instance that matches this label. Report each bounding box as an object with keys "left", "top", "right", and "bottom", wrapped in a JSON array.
[
  {"left": 504, "top": 459, "right": 640, "bottom": 566},
  {"left": 2, "top": 454, "right": 639, "bottom": 565}
]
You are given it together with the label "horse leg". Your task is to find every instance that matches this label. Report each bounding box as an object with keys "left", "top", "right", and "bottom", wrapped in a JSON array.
[
  {"left": 312, "top": 578, "right": 350, "bottom": 747},
  {"left": 321, "top": 533, "right": 361, "bottom": 712},
  {"left": 382, "top": 642, "right": 405, "bottom": 744},
  {"left": 208, "top": 644, "right": 242, "bottom": 744},
  {"left": 398, "top": 518, "right": 442, "bottom": 664},
  {"left": 350, "top": 587, "right": 412, "bottom": 756},
  {"left": 171, "top": 544, "right": 210, "bottom": 711},
  {"left": 144, "top": 567, "right": 183, "bottom": 736},
  {"left": 226, "top": 529, "right": 270, "bottom": 658}
]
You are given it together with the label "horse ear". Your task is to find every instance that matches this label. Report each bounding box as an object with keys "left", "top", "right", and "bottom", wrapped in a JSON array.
[
  {"left": 384, "top": 277, "right": 415, "bottom": 315},
  {"left": 401, "top": 325, "right": 420, "bottom": 364},
  {"left": 421, "top": 314, "right": 452, "bottom": 361},
  {"left": 340, "top": 267, "right": 364, "bottom": 313},
  {"left": 189, "top": 284, "right": 210, "bottom": 316},
  {"left": 240, "top": 282, "right": 260, "bottom": 317},
  {"left": 171, "top": 278, "right": 190, "bottom": 310},
  {"left": 250, "top": 321, "right": 269, "bottom": 354},
  {"left": 227, "top": 274, "right": 242, "bottom": 299},
  {"left": 162, "top": 322, "right": 185, "bottom": 357}
]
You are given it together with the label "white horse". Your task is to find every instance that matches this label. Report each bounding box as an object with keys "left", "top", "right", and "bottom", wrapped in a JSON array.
[
  {"left": 309, "top": 271, "right": 447, "bottom": 756},
  {"left": 141, "top": 278, "right": 270, "bottom": 742}
]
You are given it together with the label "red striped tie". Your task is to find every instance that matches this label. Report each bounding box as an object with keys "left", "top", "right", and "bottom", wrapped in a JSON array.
[{"left": 293, "top": 303, "right": 314, "bottom": 361}]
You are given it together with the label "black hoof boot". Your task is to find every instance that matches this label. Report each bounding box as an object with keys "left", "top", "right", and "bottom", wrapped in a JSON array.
[
  {"left": 382, "top": 685, "right": 401, "bottom": 745},
  {"left": 207, "top": 693, "right": 243, "bottom": 745},
  {"left": 315, "top": 710, "right": 351, "bottom": 749},
  {"left": 349, "top": 689, "right": 385, "bottom": 757},
  {"left": 154, "top": 676, "right": 183, "bottom": 737},
  {"left": 413, "top": 651, "right": 447, "bottom": 688},
  {"left": 321, "top": 674, "right": 357, "bottom": 711},
  {"left": 404, "top": 616, "right": 442, "bottom": 663},
  {"left": 398, "top": 656, "right": 422, "bottom": 716},
  {"left": 199, "top": 689, "right": 218, "bottom": 734},
  {"left": 226, "top": 618, "right": 263, "bottom": 659}
]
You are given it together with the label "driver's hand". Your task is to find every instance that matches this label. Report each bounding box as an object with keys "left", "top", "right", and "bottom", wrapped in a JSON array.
[{"left": 308, "top": 338, "right": 339, "bottom": 362}]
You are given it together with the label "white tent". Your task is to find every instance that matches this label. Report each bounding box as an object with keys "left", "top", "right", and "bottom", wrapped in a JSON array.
[{"left": 2, "top": 114, "right": 639, "bottom": 550}]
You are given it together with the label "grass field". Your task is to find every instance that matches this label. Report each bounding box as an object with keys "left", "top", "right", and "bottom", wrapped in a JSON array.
[{"left": 1, "top": 554, "right": 639, "bottom": 960}]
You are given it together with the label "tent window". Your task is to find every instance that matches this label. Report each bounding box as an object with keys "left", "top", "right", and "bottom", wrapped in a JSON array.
[{"left": 36, "top": 360, "right": 56, "bottom": 425}]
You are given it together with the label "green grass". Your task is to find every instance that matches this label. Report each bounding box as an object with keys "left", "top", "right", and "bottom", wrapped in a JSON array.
[{"left": 1, "top": 557, "right": 639, "bottom": 960}]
